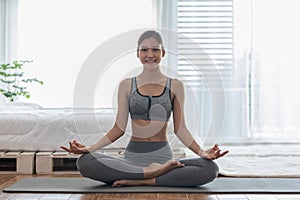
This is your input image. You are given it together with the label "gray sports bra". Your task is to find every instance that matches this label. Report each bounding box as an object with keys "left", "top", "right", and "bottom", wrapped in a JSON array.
[{"left": 129, "top": 77, "right": 173, "bottom": 121}]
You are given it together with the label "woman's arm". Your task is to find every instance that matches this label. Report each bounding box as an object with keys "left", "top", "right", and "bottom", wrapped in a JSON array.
[
  {"left": 172, "top": 79, "right": 202, "bottom": 155},
  {"left": 61, "top": 79, "right": 131, "bottom": 154},
  {"left": 172, "top": 79, "right": 228, "bottom": 159}
]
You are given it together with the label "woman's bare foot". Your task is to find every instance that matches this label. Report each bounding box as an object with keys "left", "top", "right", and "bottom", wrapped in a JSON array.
[
  {"left": 143, "top": 160, "right": 184, "bottom": 179},
  {"left": 112, "top": 178, "right": 155, "bottom": 187}
]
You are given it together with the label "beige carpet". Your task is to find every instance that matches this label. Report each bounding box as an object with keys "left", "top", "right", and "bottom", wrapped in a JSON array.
[{"left": 215, "top": 144, "right": 300, "bottom": 177}]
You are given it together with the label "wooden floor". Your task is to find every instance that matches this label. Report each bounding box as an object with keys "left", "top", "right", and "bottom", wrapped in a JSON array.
[{"left": 1, "top": 174, "right": 300, "bottom": 200}]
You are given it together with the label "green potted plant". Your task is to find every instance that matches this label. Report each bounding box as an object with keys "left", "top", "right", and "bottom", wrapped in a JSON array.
[{"left": 0, "top": 60, "right": 43, "bottom": 102}]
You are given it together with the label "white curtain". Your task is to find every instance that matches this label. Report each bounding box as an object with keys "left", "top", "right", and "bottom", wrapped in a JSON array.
[
  {"left": 152, "top": 0, "right": 177, "bottom": 72},
  {"left": 0, "top": 0, "right": 19, "bottom": 63},
  {"left": 0, "top": 0, "right": 19, "bottom": 104},
  {"left": 250, "top": 0, "right": 300, "bottom": 139}
]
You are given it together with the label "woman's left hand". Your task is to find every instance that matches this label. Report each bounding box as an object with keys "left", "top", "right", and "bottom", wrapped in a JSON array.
[
  {"left": 60, "top": 140, "right": 89, "bottom": 154},
  {"left": 199, "top": 144, "right": 229, "bottom": 160}
]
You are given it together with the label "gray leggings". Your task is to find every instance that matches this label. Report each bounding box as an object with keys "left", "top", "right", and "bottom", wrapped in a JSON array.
[{"left": 76, "top": 141, "right": 219, "bottom": 187}]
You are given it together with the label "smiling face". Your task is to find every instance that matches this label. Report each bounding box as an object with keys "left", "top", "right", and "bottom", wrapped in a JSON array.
[{"left": 137, "top": 37, "right": 165, "bottom": 70}]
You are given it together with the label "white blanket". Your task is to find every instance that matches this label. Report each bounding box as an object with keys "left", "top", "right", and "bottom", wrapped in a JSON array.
[{"left": 0, "top": 103, "right": 182, "bottom": 151}]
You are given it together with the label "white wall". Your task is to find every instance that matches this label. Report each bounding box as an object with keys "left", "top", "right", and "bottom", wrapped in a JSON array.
[{"left": 17, "top": 0, "right": 154, "bottom": 108}]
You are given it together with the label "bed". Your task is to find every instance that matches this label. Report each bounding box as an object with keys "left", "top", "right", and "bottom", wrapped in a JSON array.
[{"left": 0, "top": 103, "right": 183, "bottom": 152}]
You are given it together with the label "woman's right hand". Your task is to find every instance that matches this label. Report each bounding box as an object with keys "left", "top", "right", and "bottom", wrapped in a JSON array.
[{"left": 60, "top": 140, "right": 89, "bottom": 154}]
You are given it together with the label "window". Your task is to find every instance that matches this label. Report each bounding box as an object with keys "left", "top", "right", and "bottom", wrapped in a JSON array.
[
  {"left": 177, "top": 0, "right": 234, "bottom": 88},
  {"left": 175, "top": 0, "right": 300, "bottom": 141},
  {"left": 176, "top": 0, "right": 247, "bottom": 144}
]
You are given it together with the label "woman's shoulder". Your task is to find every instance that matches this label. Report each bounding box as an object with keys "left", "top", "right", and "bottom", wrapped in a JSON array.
[
  {"left": 120, "top": 77, "right": 132, "bottom": 86},
  {"left": 170, "top": 77, "right": 181, "bottom": 83},
  {"left": 118, "top": 77, "right": 134, "bottom": 94},
  {"left": 169, "top": 78, "right": 184, "bottom": 95},
  {"left": 170, "top": 78, "right": 183, "bottom": 87}
]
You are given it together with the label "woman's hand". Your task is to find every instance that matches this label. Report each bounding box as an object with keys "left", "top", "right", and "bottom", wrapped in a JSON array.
[
  {"left": 60, "top": 140, "right": 89, "bottom": 154},
  {"left": 199, "top": 144, "right": 229, "bottom": 160}
]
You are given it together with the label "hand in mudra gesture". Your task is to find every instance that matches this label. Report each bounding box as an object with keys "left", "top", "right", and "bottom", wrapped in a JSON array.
[
  {"left": 60, "top": 140, "right": 89, "bottom": 154},
  {"left": 199, "top": 144, "right": 229, "bottom": 160}
]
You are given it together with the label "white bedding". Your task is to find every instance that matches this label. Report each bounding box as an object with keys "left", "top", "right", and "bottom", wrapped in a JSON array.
[{"left": 0, "top": 103, "right": 182, "bottom": 151}]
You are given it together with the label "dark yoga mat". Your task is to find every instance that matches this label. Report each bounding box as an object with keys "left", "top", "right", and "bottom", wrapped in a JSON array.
[{"left": 3, "top": 177, "right": 300, "bottom": 193}]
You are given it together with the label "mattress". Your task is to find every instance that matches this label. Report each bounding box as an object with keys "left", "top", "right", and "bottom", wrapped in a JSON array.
[{"left": 0, "top": 103, "right": 182, "bottom": 151}]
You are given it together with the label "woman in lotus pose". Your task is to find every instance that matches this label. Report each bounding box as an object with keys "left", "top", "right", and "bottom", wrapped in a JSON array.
[{"left": 61, "top": 30, "right": 228, "bottom": 187}]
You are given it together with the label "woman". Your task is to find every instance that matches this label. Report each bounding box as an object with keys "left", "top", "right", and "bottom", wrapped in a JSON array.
[{"left": 61, "top": 30, "right": 228, "bottom": 187}]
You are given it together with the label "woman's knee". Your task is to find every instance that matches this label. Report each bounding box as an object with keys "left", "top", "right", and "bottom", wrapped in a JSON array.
[
  {"left": 193, "top": 160, "right": 219, "bottom": 186},
  {"left": 205, "top": 160, "right": 219, "bottom": 181},
  {"left": 209, "top": 160, "right": 219, "bottom": 174},
  {"left": 76, "top": 153, "right": 93, "bottom": 176}
]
